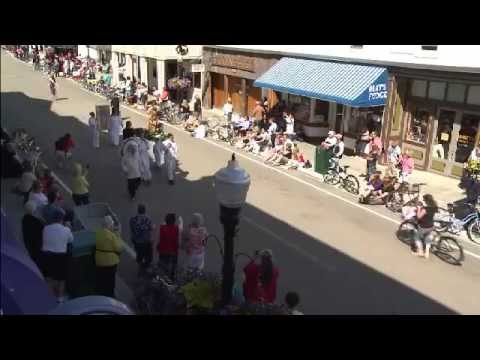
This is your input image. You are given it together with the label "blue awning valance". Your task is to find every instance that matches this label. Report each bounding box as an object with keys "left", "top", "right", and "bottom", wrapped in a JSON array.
[{"left": 254, "top": 57, "right": 389, "bottom": 108}]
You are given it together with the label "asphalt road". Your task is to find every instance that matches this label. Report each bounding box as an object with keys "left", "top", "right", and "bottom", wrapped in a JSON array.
[{"left": 2, "top": 50, "right": 479, "bottom": 314}]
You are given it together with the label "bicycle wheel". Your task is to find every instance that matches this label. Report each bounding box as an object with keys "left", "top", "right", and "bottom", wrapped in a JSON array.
[
  {"left": 435, "top": 235, "right": 464, "bottom": 265},
  {"left": 397, "top": 220, "right": 418, "bottom": 246},
  {"left": 385, "top": 192, "right": 403, "bottom": 213},
  {"left": 467, "top": 219, "right": 480, "bottom": 245},
  {"left": 324, "top": 170, "right": 340, "bottom": 185},
  {"left": 344, "top": 175, "right": 360, "bottom": 195}
]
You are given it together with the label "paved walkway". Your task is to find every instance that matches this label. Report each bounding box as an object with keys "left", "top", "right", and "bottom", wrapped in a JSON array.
[{"left": 201, "top": 108, "right": 466, "bottom": 208}]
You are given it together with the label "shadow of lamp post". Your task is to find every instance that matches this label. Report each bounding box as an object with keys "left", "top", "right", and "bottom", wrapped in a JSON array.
[{"left": 213, "top": 153, "right": 251, "bottom": 306}]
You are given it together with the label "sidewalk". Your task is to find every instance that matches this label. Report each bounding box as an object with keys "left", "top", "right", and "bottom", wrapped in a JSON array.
[{"left": 201, "top": 108, "right": 465, "bottom": 208}]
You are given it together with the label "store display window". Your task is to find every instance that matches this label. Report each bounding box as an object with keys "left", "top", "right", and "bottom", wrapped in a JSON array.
[
  {"left": 455, "top": 113, "right": 480, "bottom": 163},
  {"left": 405, "top": 108, "right": 430, "bottom": 145}
]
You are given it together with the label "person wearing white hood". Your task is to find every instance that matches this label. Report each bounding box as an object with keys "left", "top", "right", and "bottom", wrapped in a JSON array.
[
  {"left": 153, "top": 136, "right": 166, "bottom": 170},
  {"left": 137, "top": 129, "right": 152, "bottom": 184},
  {"left": 88, "top": 112, "right": 100, "bottom": 149},
  {"left": 121, "top": 142, "right": 142, "bottom": 200},
  {"left": 163, "top": 133, "right": 178, "bottom": 185},
  {"left": 109, "top": 109, "right": 123, "bottom": 146}
]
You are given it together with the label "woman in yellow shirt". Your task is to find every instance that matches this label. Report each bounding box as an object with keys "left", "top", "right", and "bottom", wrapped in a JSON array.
[
  {"left": 95, "top": 216, "right": 123, "bottom": 298},
  {"left": 71, "top": 162, "right": 90, "bottom": 206}
]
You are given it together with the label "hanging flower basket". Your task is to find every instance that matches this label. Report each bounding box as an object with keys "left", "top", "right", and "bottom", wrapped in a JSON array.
[{"left": 167, "top": 76, "right": 192, "bottom": 90}]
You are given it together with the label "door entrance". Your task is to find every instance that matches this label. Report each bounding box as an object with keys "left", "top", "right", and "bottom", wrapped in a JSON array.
[{"left": 429, "top": 108, "right": 480, "bottom": 177}]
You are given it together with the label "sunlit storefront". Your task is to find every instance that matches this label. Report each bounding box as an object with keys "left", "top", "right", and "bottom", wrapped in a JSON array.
[{"left": 384, "top": 72, "right": 480, "bottom": 177}]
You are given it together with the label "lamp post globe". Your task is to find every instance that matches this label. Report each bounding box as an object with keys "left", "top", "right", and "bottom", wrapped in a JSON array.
[
  {"left": 214, "top": 153, "right": 251, "bottom": 306},
  {"left": 214, "top": 153, "right": 251, "bottom": 209}
]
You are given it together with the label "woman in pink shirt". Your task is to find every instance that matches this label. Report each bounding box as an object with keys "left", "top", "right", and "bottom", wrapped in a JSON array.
[
  {"left": 399, "top": 152, "right": 414, "bottom": 183},
  {"left": 182, "top": 213, "right": 208, "bottom": 271}
]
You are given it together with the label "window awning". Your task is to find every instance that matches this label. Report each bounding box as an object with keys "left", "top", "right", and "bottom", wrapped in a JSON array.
[{"left": 254, "top": 57, "right": 389, "bottom": 108}]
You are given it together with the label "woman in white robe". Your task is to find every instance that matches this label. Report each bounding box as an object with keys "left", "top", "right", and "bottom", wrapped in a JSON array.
[
  {"left": 153, "top": 137, "right": 166, "bottom": 169},
  {"left": 138, "top": 130, "right": 152, "bottom": 183},
  {"left": 88, "top": 112, "right": 100, "bottom": 149},
  {"left": 163, "top": 133, "right": 178, "bottom": 185},
  {"left": 109, "top": 111, "right": 123, "bottom": 146}
]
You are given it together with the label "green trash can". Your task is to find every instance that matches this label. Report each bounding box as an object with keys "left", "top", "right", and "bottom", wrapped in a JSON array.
[
  {"left": 67, "top": 230, "right": 96, "bottom": 298},
  {"left": 315, "top": 147, "right": 333, "bottom": 175}
]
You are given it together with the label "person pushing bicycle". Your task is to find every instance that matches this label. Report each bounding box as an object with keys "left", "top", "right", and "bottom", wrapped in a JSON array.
[{"left": 412, "top": 194, "right": 438, "bottom": 259}]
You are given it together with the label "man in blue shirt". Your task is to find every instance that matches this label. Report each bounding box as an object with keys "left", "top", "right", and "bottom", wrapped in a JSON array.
[{"left": 129, "top": 204, "right": 154, "bottom": 272}]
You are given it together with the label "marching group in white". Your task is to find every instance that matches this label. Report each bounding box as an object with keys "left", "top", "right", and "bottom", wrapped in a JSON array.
[{"left": 87, "top": 110, "right": 179, "bottom": 200}]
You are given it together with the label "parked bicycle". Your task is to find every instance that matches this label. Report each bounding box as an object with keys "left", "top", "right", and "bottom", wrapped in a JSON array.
[
  {"left": 385, "top": 182, "right": 427, "bottom": 213},
  {"left": 324, "top": 165, "right": 360, "bottom": 195},
  {"left": 434, "top": 202, "right": 480, "bottom": 245},
  {"left": 397, "top": 219, "right": 464, "bottom": 265}
]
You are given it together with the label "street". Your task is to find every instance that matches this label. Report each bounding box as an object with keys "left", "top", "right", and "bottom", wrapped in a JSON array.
[{"left": 2, "top": 49, "right": 480, "bottom": 314}]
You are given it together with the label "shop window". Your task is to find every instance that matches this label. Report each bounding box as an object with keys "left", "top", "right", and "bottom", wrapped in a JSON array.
[
  {"left": 447, "top": 83, "right": 467, "bottom": 103},
  {"left": 411, "top": 80, "right": 427, "bottom": 98},
  {"left": 428, "top": 81, "right": 446, "bottom": 100},
  {"left": 118, "top": 53, "right": 126, "bottom": 67},
  {"left": 314, "top": 99, "right": 329, "bottom": 123},
  {"left": 467, "top": 85, "right": 480, "bottom": 105},
  {"left": 405, "top": 108, "right": 430, "bottom": 145},
  {"left": 288, "top": 95, "right": 310, "bottom": 122},
  {"left": 193, "top": 72, "right": 201, "bottom": 89},
  {"left": 456, "top": 113, "right": 480, "bottom": 163},
  {"left": 436, "top": 109, "right": 455, "bottom": 160},
  {"left": 350, "top": 107, "right": 384, "bottom": 135}
]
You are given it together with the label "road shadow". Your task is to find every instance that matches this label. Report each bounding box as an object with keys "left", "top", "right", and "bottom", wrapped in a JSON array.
[{"left": 1, "top": 91, "right": 460, "bottom": 315}]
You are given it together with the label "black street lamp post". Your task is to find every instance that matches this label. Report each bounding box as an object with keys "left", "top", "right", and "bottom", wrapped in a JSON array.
[{"left": 214, "top": 154, "right": 251, "bottom": 306}]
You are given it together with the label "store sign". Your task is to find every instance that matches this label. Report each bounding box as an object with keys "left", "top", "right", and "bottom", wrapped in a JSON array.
[
  {"left": 212, "top": 53, "right": 255, "bottom": 72},
  {"left": 192, "top": 64, "right": 205, "bottom": 72},
  {"left": 368, "top": 83, "right": 388, "bottom": 101}
]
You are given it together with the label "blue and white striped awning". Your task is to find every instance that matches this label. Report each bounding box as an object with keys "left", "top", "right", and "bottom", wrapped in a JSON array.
[{"left": 254, "top": 57, "right": 389, "bottom": 108}]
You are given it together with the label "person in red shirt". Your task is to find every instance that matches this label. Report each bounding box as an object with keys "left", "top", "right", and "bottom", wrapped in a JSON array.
[
  {"left": 160, "top": 87, "right": 169, "bottom": 102},
  {"left": 156, "top": 213, "right": 183, "bottom": 280},
  {"left": 55, "top": 133, "right": 75, "bottom": 169},
  {"left": 243, "top": 249, "right": 279, "bottom": 304}
]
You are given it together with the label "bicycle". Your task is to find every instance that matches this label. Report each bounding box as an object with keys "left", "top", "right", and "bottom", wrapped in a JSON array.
[
  {"left": 324, "top": 165, "right": 360, "bottom": 195},
  {"left": 385, "top": 182, "right": 427, "bottom": 213},
  {"left": 397, "top": 219, "right": 464, "bottom": 265},
  {"left": 434, "top": 203, "right": 480, "bottom": 245}
]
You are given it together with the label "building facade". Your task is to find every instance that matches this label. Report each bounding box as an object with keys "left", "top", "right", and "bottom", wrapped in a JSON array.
[
  {"left": 208, "top": 45, "right": 480, "bottom": 177},
  {"left": 202, "top": 47, "right": 281, "bottom": 116},
  {"left": 109, "top": 45, "right": 203, "bottom": 97}
]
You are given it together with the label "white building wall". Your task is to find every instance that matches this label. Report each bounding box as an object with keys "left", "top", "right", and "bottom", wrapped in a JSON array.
[
  {"left": 213, "top": 45, "right": 480, "bottom": 73},
  {"left": 77, "top": 45, "right": 89, "bottom": 58},
  {"left": 111, "top": 45, "right": 202, "bottom": 60},
  {"left": 125, "top": 54, "right": 133, "bottom": 80},
  {"left": 156, "top": 60, "right": 166, "bottom": 90},
  {"left": 139, "top": 57, "right": 148, "bottom": 85}
]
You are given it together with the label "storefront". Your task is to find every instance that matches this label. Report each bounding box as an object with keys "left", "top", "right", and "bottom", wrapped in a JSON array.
[
  {"left": 203, "top": 47, "right": 280, "bottom": 116},
  {"left": 254, "top": 57, "right": 389, "bottom": 152},
  {"left": 387, "top": 73, "right": 480, "bottom": 177}
]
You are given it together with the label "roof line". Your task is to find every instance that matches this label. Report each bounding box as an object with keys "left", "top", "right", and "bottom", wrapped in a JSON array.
[{"left": 208, "top": 46, "right": 480, "bottom": 75}]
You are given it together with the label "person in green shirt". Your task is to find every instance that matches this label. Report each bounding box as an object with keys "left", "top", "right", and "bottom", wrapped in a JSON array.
[
  {"left": 95, "top": 216, "right": 123, "bottom": 298},
  {"left": 71, "top": 162, "right": 90, "bottom": 206}
]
